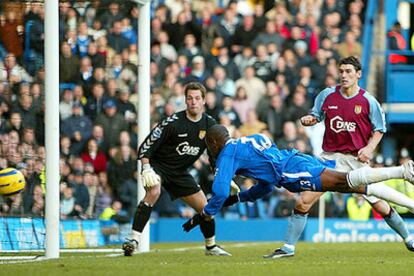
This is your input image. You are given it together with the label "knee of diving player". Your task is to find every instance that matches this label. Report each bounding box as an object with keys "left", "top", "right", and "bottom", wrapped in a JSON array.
[{"left": 238, "top": 181, "right": 274, "bottom": 202}]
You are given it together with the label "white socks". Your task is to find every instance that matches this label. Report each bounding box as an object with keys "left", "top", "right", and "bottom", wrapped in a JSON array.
[
  {"left": 366, "top": 183, "right": 414, "bottom": 213},
  {"left": 347, "top": 166, "right": 404, "bottom": 188},
  {"left": 131, "top": 230, "right": 141, "bottom": 241},
  {"left": 205, "top": 236, "right": 216, "bottom": 247}
]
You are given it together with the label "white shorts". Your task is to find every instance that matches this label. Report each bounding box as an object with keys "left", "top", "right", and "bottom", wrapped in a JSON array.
[{"left": 319, "top": 152, "right": 381, "bottom": 204}]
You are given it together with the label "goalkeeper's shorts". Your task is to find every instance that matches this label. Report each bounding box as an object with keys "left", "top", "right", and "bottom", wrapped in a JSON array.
[{"left": 152, "top": 164, "right": 201, "bottom": 200}]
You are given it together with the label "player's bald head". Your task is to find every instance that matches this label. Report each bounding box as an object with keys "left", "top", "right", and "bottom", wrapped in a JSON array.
[{"left": 206, "top": 125, "right": 230, "bottom": 157}]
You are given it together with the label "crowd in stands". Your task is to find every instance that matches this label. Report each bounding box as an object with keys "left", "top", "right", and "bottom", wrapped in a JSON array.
[{"left": 0, "top": 0, "right": 413, "bottom": 222}]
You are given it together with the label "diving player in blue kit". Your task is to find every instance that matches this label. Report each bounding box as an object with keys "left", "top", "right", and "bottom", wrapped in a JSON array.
[{"left": 182, "top": 125, "right": 414, "bottom": 254}]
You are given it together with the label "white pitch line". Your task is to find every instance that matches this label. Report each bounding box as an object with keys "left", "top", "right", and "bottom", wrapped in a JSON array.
[{"left": 0, "top": 242, "right": 270, "bottom": 263}]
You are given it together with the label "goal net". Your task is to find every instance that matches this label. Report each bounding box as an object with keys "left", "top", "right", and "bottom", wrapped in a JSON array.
[{"left": 0, "top": 0, "right": 146, "bottom": 260}]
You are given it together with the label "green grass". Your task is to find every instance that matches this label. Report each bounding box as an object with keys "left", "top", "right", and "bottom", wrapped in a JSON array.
[{"left": 2, "top": 242, "right": 414, "bottom": 275}]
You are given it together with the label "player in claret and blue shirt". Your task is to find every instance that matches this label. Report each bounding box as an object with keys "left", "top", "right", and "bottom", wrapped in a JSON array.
[
  {"left": 272, "top": 56, "right": 414, "bottom": 258},
  {"left": 182, "top": 125, "right": 414, "bottom": 258}
]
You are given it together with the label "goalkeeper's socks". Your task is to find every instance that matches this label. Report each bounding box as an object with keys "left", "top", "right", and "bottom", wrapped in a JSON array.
[{"left": 205, "top": 236, "right": 216, "bottom": 248}]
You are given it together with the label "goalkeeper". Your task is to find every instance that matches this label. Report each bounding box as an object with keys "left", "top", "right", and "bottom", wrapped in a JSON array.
[{"left": 122, "top": 82, "right": 231, "bottom": 256}]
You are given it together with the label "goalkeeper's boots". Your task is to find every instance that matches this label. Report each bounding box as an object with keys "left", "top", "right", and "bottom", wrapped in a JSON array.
[
  {"left": 205, "top": 245, "right": 232, "bottom": 256},
  {"left": 405, "top": 239, "right": 414, "bottom": 252},
  {"left": 403, "top": 160, "right": 414, "bottom": 184},
  {"left": 122, "top": 238, "right": 138, "bottom": 256},
  {"left": 263, "top": 247, "right": 294, "bottom": 259}
]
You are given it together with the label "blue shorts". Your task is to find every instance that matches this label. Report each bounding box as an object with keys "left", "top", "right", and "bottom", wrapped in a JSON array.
[{"left": 279, "top": 153, "right": 336, "bottom": 193}]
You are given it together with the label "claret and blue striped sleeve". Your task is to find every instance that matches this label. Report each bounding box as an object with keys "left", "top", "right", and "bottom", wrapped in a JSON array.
[
  {"left": 363, "top": 92, "right": 387, "bottom": 133},
  {"left": 310, "top": 87, "right": 336, "bottom": 122}
]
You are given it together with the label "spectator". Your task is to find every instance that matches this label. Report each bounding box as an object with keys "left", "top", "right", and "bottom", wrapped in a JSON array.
[
  {"left": 59, "top": 89, "right": 75, "bottom": 121},
  {"left": 388, "top": 22, "right": 408, "bottom": 64},
  {"left": 178, "top": 33, "right": 202, "bottom": 63},
  {"left": 60, "top": 185, "right": 76, "bottom": 219},
  {"left": 87, "top": 41, "right": 106, "bottom": 68},
  {"left": 337, "top": 31, "right": 362, "bottom": 59},
  {"left": 0, "top": 11, "right": 24, "bottom": 59},
  {"left": 76, "top": 21, "right": 92, "bottom": 58},
  {"left": 84, "top": 171, "right": 98, "bottom": 218},
  {"left": 99, "top": 200, "right": 129, "bottom": 223},
  {"left": 284, "top": 84, "right": 311, "bottom": 122},
  {"left": 150, "top": 41, "right": 171, "bottom": 81},
  {"left": 120, "top": 17, "right": 137, "bottom": 46},
  {"left": 94, "top": 99, "right": 128, "bottom": 149},
  {"left": 158, "top": 31, "right": 177, "bottom": 62},
  {"left": 277, "top": 121, "right": 300, "bottom": 150},
  {"left": 185, "top": 55, "right": 210, "bottom": 84},
  {"left": 78, "top": 56, "right": 94, "bottom": 96},
  {"left": 252, "top": 44, "right": 272, "bottom": 82},
  {"left": 99, "top": 2, "right": 124, "bottom": 30},
  {"left": 12, "top": 94, "right": 37, "bottom": 129},
  {"left": 107, "top": 145, "right": 137, "bottom": 216},
  {"left": 252, "top": 20, "right": 284, "bottom": 50},
  {"left": 95, "top": 171, "right": 113, "bottom": 217},
  {"left": 262, "top": 94, "right": 286, "bottom": 139},
  {"left": 238, "top": 109, "right": 267, "bottom": 137},
  {"left": 231, "top": 15, "right": 258, "bottom": 55},
  {"left": 2, "top": 54, "right": 33, "bottom": 87},
  {"left": 71, "top": 171, "right": 89, "bottom": 219},
  {"left": 219, "top": 96, "right": 241, "bottom": 128},
  {"left": 85, "top": 83, "right": 107, "bottom": 122},
  {"left": 97, "top": 36, "right": 116, "bottom": 66},
  {"left": 234, "top": 46, "right": 255, "bottom": 77},
  {"left": 81, "top": 138, "right": 107, "bottom": 174},
  {"left": 235, "top": 66, "right": 266, "bottom": 106},
  {"left": 213, "top": 66, "right": 235, "bottom": 97},
  {"left": 91, "top": 124, "right": 107, "bottom": 153},
  {"left": 346, "top": 194, "right": 372, "bottom": 221},
  {"left": 232, "top": 86, "right": 255, "bottom": 124},
  {"left": 310, "top": 49, "right": 329, "bottom": 90},
  {"left": 168, "top": 82, "right": 186, "bottom": 112},
  {"left": 107, "top": 21, "right": 130, "bottom": 54},
  {"left": 61, "top": 101, "right": 93, "bottom": 155},
  {"left": 60, "top": 135, "right": 74, "bottom": 161}
]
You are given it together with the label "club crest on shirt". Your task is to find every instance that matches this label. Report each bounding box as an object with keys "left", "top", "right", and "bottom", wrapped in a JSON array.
[
  {"left": 354, "top": 105, "right": 362, "bottom": 114},
  {"left": 199, "top": 130, "right": 206, "bottom": 139}
]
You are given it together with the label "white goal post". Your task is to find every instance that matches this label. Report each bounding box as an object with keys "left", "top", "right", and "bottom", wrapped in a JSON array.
[
  {"left": 44, "top": 0, "right": 60, "bottom": 259},
  {"left": 41, "top": 0, "right": 152, "bottom": 258}
]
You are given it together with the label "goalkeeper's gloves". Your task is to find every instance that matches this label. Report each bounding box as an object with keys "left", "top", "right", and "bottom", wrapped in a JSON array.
[
  {"left": 182, "top": 211, "right": 212, "bottom": 233},
  {"left": 230, "top": 180, "right": 240, "bottom": 194},
  {"left": 141, "top": 164, "right": 161, "bottom": 187}
]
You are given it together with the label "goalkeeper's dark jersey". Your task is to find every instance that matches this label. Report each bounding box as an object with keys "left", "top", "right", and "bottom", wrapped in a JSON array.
[{"left": 138, "top": 110, "right": 216, "bottom": 172}]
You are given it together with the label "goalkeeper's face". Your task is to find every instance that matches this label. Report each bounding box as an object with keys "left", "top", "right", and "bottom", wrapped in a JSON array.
[{"left": 186, "top": 89, "right": 205, "bottom": 117}]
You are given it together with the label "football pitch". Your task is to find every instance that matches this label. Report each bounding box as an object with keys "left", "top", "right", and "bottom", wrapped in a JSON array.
[{"left": 1, "top": 242, "right": 414, "bottom": 275}]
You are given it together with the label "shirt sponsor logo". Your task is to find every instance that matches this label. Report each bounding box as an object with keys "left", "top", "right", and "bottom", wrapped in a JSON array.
[
  {"left": 176, "top": 142, "right": 200, "bottom": 156},
  {"left": 328, "top": 105, "right": 338, "bottom": 109},
  {"left": 330, "top": 116, "right": 356, "bottom": 133},
  {"left": 178, "top": 133, "right": 188, "bottom": 137}
]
